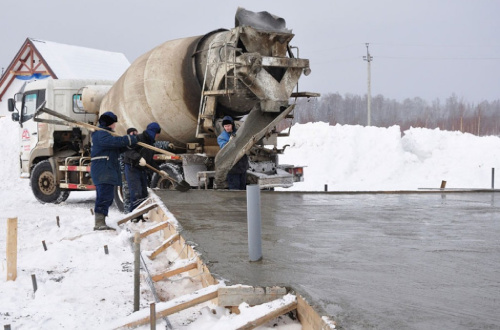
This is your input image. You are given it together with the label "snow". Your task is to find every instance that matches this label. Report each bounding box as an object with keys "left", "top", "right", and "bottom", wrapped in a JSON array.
[
  {"left": 277, "top": 122, "right": 500, "bottom": 191},
  {"left": 30, "top": 38, "right": 130, "bottom": 80},
  {"left": 1, "top": 115, "right": 500, "bottom": 329}
]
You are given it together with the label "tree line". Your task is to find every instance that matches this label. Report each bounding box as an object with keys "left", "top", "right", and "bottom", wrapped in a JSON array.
[{"left": 282, "top": 93, "right": 500, "bottom": 136}]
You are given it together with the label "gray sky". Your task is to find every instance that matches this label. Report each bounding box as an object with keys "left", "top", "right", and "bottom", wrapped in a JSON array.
[{"left": 1, "top": 0, "right": 499, "bottom": 103}]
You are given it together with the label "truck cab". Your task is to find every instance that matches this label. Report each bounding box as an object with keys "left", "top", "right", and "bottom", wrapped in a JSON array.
[{"left": 8, "top": 78, "right": 114, "bottom": 203}]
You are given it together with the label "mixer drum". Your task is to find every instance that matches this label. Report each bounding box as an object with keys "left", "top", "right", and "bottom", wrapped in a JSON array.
[
  {"left": 99, "top": 29, "right": 257, "bottom": 144},
  {"left": 100, "top": 35, "right": 205, "bottom": 144}
]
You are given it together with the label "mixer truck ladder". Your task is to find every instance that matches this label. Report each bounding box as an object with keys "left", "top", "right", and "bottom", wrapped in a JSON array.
[{"left": 196, "top": 36, "right": 241, "bottom": 138}]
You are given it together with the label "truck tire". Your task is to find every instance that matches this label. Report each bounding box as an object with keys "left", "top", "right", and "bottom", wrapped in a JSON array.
[
  {"left": 114, "top": 186, "right": 126, "bottom": 213},
  {"left": 114, "top": 158, "right": 129, "bottom": 213},
  {"left": 150, "top": 163, "right": 184, "bottom": 190},
  {"left": 31, "top": 160, "right": 70, "bottom": 204}
]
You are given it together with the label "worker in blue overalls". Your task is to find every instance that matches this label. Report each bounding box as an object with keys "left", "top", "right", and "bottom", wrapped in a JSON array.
[{"left": 90, "top": 111, "right": 138, "bottom": 230}]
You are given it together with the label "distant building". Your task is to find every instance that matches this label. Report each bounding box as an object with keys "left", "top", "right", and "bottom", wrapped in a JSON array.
[{"left": 0, "top": 38, "right": 129, "bottom": 116}]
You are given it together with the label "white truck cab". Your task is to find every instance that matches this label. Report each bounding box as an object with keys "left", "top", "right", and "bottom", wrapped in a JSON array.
[{"left": 8, "top": 78, "right": 114, "bottom": 203}]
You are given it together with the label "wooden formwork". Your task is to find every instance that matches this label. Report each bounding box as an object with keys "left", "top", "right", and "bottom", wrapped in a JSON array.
[{"left": 115, "top": 196, "right": 335, "bottom": 329}]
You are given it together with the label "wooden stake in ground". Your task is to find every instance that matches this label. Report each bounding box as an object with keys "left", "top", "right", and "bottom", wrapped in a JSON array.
[
  {"left": 31, "top": 274, "right": 38, "bottom": 293},
  {"left": 6, "top": 218, "right": 18, "bottom": 281},
  {"left": 150, "top": 302, "right": 156, "bottom": 330}
]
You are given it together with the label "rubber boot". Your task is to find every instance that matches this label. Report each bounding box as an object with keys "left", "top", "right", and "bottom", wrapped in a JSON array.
[{"left": 94, "top": 213, "right": 116, "bottom": 231}]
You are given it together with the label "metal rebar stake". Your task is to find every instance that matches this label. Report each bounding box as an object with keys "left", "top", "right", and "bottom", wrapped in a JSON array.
[
  {"left": 134, "top": 233, "right": 141, "bottom": 312},
  {"left": 129, "top": 234, "right": 173, "bottom": 329}
]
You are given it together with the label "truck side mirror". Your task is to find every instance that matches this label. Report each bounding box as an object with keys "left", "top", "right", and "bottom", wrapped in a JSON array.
[
  {"left": 11, "top": 112, "right": 19, "bottom": 122},
  {"left": 8, "top": 98, "right": 15, "bottom": 112}
]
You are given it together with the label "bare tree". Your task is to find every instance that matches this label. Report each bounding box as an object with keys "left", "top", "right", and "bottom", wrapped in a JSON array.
[{"left": 291, "top": 92, "right": 500, "bottom": 136}]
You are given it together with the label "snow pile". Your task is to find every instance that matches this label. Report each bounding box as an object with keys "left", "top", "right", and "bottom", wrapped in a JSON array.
[
  {"left": 0, "top": 117, "right": 27, "bottom": 191},
  {"left": 278, "top": 122, "right": 500, "bottom": 191}
]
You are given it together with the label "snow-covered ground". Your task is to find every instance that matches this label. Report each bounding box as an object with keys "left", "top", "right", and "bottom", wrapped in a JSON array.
[{"left": 1, "top": 115, "right": 500, "bottom": 329}]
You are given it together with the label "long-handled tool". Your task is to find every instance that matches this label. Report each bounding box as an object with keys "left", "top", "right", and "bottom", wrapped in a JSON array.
[
  {"left": 34, "top": 105, "right": 190, "bottom": 192},
  {"left": 35, "top": 106, "right": 178, "bottom": 159},
  {"left": 144, "top": 163, "right": 190, "bottom": 192}
]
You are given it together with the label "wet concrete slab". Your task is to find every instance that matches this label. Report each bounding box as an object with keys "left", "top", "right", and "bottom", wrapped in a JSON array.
[{"left": 154, "top": 190, "right": 500, "bottom": 329}]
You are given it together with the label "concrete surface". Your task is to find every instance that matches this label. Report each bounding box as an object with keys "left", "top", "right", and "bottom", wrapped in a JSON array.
[{"left": 155, "top": 189, "right": 500, "bottom": 329}]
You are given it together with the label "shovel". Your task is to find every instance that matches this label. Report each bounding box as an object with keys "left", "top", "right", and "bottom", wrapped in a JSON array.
[{"left": 144, "top": 163, "right": 191, "bottom": 192}]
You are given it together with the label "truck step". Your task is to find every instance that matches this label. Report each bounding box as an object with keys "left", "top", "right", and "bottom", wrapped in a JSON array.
[{"left": 203, "top": 89, "right": 235, "bottom": 96}]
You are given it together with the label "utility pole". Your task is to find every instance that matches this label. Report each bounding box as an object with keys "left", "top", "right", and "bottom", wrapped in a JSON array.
[{"left": 363, "top": 43, "right": 373, "bottom": 126}]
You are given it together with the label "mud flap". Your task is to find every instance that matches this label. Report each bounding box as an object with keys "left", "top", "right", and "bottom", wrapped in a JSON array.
[{"left": 214, "top": 104, "right": 295, "bottom": 187}]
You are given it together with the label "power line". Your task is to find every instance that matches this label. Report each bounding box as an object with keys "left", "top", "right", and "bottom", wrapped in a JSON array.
[
  {"left": 307, "top": 42, "right": 500, "bottom": 54},
  {"left": 376, "top": 56, "right": 500, "bottom": 61},
  {"left": 369, "top": 42, "right": 500, "bottom": 49},
  {"left": 306, "top": 55, "right": 500, "bottom": 66}
]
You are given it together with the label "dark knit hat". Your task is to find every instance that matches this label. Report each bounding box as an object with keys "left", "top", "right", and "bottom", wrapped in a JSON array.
[
  {"left": 126, "top": 127, "right": 138, "bottom": 135},
  {"left": 98, "top": 111, "right": 118, "bottom": 127},
  {"left": 222, "top": 115, "right": 233, "bottom": 126},
  {"left": 146, "top": 122, "right": 161, "bottom": 134}
]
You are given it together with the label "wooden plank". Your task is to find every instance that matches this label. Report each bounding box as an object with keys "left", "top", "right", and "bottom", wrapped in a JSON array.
[
  {"left": 117, "top": 203, "right": 158, "bottom": 225},
  {"left": 296, "top": 294, "right": 336, "bottom": 329},
  {"left": 117, "top": 285, "right": 219, "bottom": 329},
  {"left": 148, "top": 233, "right": 180, "bottom": 260},
  {"left": 218, "top": 285, "right": 287, "bottom": 307},
  {"left": 139, "top": 221, "right": 170, "bottom": 239},
  {"left": 135, "top": 198, "right": 153, "bottom": 210},
  {"left": 152, "top": 261, "right": 198, "bottom": 282},
  {"left": 6, "top": 218, "right": 18, "bottom": 281},
  {"left": 235, "top": 298, "right": 298, "bottom": 330}
]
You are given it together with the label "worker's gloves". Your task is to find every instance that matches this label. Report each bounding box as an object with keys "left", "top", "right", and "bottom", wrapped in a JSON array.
[
  {"left": 139, "top": 158, "right": 147, "bottom": 167},
  {"left": 229, "top": 133, "right": 236, "bottom": 141},
  {"left": 159, "top": 170, "right": 168, "bottom": 178},
  {"left": 168, "top": 143, "right": 175, "bottom": 149}
]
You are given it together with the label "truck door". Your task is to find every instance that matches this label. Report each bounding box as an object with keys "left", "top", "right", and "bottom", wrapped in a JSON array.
[{"left": 19, "top": 90, "right": 45, "bottom": 176}]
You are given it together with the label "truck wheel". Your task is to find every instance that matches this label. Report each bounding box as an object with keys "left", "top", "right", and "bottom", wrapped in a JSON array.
[
  {"left": 114, "top": 186, "right": 126, "bottom": 213},
  {"left": 31, "top": 160, "right": 70, "bottom": 204},
  {"left": 150, "top": 163, "right": 183, "bottom": 190}
]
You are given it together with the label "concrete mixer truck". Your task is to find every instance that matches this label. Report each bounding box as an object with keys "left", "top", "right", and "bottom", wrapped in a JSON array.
[{"left": 8, "top": 8, "right": 317, "bottom": 205}]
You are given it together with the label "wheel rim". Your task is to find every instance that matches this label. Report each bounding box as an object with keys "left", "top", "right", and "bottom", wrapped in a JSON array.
[{"left": 38, "top": 170, "right": 57, "bottom": 195}]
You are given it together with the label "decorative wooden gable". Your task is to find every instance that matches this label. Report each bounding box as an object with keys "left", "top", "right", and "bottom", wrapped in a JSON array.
[{"left": 0, "top": 38, "right": 55, "bottom": 101}]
